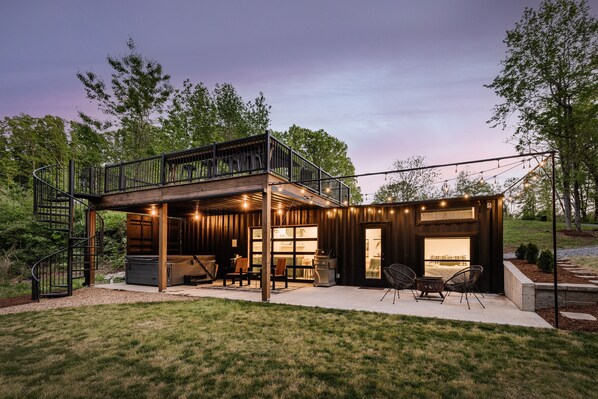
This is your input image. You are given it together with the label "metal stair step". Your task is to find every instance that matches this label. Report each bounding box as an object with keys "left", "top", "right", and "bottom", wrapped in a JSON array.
[
  {"left": 36, "top": 205, "right": 70, "bottom": 210},
  {"left": 41, "top": 292, "right": 70, "bottom": 298}
]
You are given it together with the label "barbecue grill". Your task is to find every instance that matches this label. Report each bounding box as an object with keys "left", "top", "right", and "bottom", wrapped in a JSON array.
[{"left": 312, "top": 249, "right": 337, "bottom": 287}]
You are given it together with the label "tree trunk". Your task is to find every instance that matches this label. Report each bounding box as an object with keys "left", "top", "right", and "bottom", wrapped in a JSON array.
[
  {"left": 560, "top": 158, "right": 573, "bottom": 229},
  {"left": 594, "top": 176, "right": 598, "bottom": 222},
  {"left": 573, "top": 177, "right": 582, "bottom": 231}
]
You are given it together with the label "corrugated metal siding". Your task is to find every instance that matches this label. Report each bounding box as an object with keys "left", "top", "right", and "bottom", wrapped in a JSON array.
[{"left": 135, "top": 197, "right": 503, "bottom": 292}]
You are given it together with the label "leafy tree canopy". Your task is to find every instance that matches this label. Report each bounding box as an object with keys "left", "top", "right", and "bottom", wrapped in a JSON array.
[
  {"left": 0, "top": 114, "right": 69, "bottom": 188},
  {"left": 273, "top": 125, "right": 362, "bottom": 203},
  {"left": 373, "top": 156, "right": 439, "bottom": 203},
  {"left": 77, "top": 38, "right": 173, "bottom": 161},
  {"left": 160, "top": 80, "right": 271, "bottom": 152},
  {"left": 486, "top": 0, "right": 598, "bottom": 229}
]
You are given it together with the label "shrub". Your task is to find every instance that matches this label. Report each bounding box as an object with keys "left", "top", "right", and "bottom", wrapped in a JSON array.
[
  {"left": 525, "top": 243, "right": 539, "bottom": 264},
  {"left": 537, "top": 250, "right": 554, "bottom": 273},
  {"left": 515, "top": 244, "right": 527, "bottom": 260}
]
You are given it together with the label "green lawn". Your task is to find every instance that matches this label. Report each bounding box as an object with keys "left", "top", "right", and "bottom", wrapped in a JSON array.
[
  {"left": 0, "top": 299, "right": 596, "bottom": 399},
  {"left": 0, "top": 282, "right": 30, "bottom": 299},
  {"left": 503, "top": 219, "right": 598, "bottom": 252}
]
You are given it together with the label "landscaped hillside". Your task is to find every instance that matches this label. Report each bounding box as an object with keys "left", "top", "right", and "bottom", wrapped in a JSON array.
[{"left": 503, "top": 219, "right": 598, "bottom": 252}]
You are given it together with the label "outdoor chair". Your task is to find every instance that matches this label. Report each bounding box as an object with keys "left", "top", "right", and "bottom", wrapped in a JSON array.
[
  {"left": 441, "top": 265, "right": 485, "bottom": 309},
  {"left": 380, "top": 263, "right": 417, "bottom": 304},
  {"left": 224, "top": 257, "right": 248, "bottom": 286},
  {"left": 272, "top": 258, "right": 288, "bottom": 289}
]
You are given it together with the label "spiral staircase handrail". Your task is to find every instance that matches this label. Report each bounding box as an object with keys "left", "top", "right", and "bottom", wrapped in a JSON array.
[{"left": 31, "top": 164, "right": 104, "bottom": 300}]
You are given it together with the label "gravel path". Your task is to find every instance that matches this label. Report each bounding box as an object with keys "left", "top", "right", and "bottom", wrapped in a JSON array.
[
  {"left": 504, "top": 245, "right": 598, "bottom": 259},
  {"left": 0, "top": 287, "right": 198, "bottom": 316}
]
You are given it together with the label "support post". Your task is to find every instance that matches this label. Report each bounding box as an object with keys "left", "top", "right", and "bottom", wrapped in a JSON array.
[
  {"left": 261, "top": 183, "right": 272, "bottom": 301},
  {"left": 551, "top": 152, "right": 559, "bottom": 328},
  {"left": 265, "top": 130, "right": 271, "bottom": 172},
  {"left": 318, "top": 167, "right": 322, "bottom": 195},
  {"left": 158, "top": 203, "right": 168, "bottom": 292},
  {"left": 84, "top": 209, "right": 96, "bottom": 286},
  {"left": 67, "top": 160, "right": 75, "bottom": 296}
]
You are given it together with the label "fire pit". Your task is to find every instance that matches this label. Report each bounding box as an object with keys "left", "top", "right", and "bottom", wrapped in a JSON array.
[{"left": 416, "top": 276, "right": 445, "bottom": 300}]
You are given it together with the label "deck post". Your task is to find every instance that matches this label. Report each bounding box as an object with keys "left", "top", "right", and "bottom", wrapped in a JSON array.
[
  {"left": 261, "top": 183, "right": 272, "bottom": 301},
  {"left": 84, "top": 209, "right": 96, "bottom": 286},
  {"left": 158, "top": 203, "right": 168, "bottom": 292},
  {"left": 265, "top": 130, "right": 271, "bottom": 173},
  {"left": 288, "top": 149, "right": 293, "bottom": 182},
  {"left": 318, "top": 167, "right": 322, "bottom": 195}
]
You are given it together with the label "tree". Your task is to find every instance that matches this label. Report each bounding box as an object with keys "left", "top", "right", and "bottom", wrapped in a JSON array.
[
  {"left": 0, "top": 114, "right": 69, "bottom": 188},
  {"left": 68, "top": 121, "right": 111, "bottom": 166},
  {"left": 77, "top": 38, "right": 173, "bottom": 161},
  {"left": 161, "top": 80, "right": 218, "bottom": 151},
  {"left": 453, "top": 171, "right": 495, "bottom": 197},
  {"left": 161, "top": 81, "right": 271, "bottom": 151},
  {"left": 212, "top": 83, "right": 271, "bottom": 141},
  {"left": 486, "top": 0, "right": 597, "bottom": 231},
  {"left": 274, "top": 125, "right": 362, "bottom": 203},
  {"left": 373, "top": 156, "right": 439, "bottom": 203}
]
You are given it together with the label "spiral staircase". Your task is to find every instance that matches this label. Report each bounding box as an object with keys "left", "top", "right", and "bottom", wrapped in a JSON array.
[{"left": 31, "top": 161, "right": 104, "bottom": 300}]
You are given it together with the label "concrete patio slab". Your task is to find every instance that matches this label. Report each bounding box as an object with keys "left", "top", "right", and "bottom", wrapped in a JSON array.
[
  {"left": 97, "top": 283, "right": 552, "bottom": 329},
  {"left": 560, "top": 312, "right": 597, "bottom": 321}
]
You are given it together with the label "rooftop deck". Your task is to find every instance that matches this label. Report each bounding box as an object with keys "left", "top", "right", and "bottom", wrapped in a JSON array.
[{"left": 74, "top": 133, "right": 350, "bottom": 206}]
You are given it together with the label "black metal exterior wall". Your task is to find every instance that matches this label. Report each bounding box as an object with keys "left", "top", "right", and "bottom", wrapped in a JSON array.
[{"left": 146, "top": 196, "right": 503, "bottom": 292}]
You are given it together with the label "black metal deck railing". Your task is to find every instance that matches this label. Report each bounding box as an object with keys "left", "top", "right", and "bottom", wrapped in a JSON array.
[{"left": 75, "top": 133, "right": 351, "bottom": 205}]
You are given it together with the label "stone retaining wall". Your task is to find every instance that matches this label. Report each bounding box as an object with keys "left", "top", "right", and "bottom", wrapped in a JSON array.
[
  {"left": 504, "top": 261, "right": 535, "bottom": 311},
  {"left": 535, "top": 283, "right": 598, "bottom": 309},
  {"left": 504, "top": 261, "right": 598, "bottom": 311}
]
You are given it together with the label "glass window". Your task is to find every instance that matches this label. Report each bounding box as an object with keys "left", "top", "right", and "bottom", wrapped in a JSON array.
[
  {"left": 296, "top": 226, "right": 317, "bottom": 239},
  {"left": 249, "top": 225, "right": 318, "bottom": 281},
  {"left": 296, "top": 240, "right": 318, "bottom": 254},
  {"left": 273, "top": 227, "right": 294, "bottom": 239},
  {"left": 420, "top": 207, "right": 475, "bottom": 222},
  {"left": 273, "top": 241, "right": 294, "bottom": 252},
  {"left": 424, "top": 237, "right": 471, "bottom": 280}
]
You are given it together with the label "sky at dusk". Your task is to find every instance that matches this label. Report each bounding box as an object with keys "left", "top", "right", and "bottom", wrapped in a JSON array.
[{"left": 1, "top": 0, "right": 566, "bottom": 196}]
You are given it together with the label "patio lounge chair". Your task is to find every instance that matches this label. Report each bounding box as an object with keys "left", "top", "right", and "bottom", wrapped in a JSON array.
[
  {"left": 272, "top": 258, "right": 288, "bottom": 289},
  {"left": 380, "top": 263, "right": 418, "bottom": 304},
  {"left": 441, "top": 265, "right": 485, "bottom": 309},
  {"left": 224, "top": 257, "right": 249, "bottom": 286}
]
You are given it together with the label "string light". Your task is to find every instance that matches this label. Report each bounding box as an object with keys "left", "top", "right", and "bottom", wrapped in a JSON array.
[{"left": 194, "top": 203, "right": 200, "bottom": 220}]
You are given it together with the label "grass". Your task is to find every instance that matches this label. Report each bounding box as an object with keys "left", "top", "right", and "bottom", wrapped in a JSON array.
[
  {"left": 0, "top": 282, "right": 30, "bottom": 299},
  {"left": 0, "top": 279, "right": 87, "bottom": 300},
  {"left": 571, "top": 256, "right": 598, "bottom": 273},
  {"left": 0, "top": 299, "right": 596, "bottom": 399},
  {"left": 503, "top": 219, "right": 598, "bottom": 252}
]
